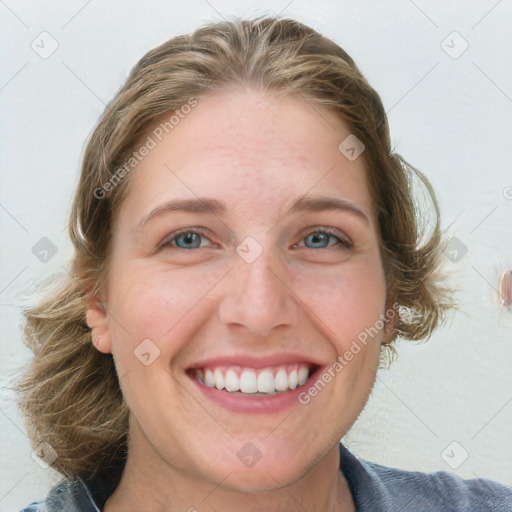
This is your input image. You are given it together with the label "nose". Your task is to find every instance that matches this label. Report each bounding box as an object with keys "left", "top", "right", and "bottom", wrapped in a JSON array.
[{"left": 217, "top": 249, "right": 299, "bottom": 337}]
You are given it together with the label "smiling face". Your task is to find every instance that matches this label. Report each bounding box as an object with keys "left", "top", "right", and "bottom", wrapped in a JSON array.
[{"left": 86, "top": 87, "right": 393, "bottom": 494}]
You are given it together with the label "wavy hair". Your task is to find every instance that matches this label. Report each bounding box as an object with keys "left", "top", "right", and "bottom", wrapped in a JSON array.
[{"left": 16, "top": 15, "right": 457, "bottom": 482}]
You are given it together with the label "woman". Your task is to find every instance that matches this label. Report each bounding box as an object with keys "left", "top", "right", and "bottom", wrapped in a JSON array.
[{"left": 17, "top": 16, "right": 511, "bottom": 512}]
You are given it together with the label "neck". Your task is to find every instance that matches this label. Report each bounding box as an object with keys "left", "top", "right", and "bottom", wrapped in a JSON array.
[{"left": 104, "top": 429, "right": 354, "bottom": 512}]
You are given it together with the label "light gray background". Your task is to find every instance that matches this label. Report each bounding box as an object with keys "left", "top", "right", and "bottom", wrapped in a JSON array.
[{"left": 1, "top": 0, "right": 511, "bottom": 510}]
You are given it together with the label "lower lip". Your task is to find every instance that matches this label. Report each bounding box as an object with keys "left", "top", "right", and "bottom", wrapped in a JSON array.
[{"left": 188, "top": 367, "right": 324, "bottom": 413}]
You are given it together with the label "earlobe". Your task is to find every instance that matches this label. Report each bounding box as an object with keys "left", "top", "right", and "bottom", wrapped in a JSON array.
[
  {"left": 85, "top": 293, "right": 113, "bottom": 354},
  {"left": 90, "top": 330, "right": 111, "bottom": 354},
  {"left": 382, "top": 300, "right": 398, "bottom": 345},
  {"left": 382, "top": 317, "right": 396, "bottom": 345}
]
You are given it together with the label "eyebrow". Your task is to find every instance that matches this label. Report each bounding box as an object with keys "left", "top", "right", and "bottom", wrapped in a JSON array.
[{"left": 136, "top": 195, "right": 370, "bottom": 231}]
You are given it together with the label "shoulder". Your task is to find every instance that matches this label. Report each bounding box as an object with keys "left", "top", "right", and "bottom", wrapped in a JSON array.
[
  {"left": 18, "top": 503, "right": 45, "bottom": 512},
  {"left": 339, "top": 443, "right": 512, "bottom": 511},
  {"left": 18, "top": 478, "right": 99, "bottom": 512},
  {"left": 365, "top": 458, "right": 512, "bottom": 511},
  {"left": 18, "top": 463, "right": 124, "bottom": 512}
]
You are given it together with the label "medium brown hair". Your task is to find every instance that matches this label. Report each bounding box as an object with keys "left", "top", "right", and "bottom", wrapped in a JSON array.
[{"left": 16, "top": 15, "right": 456, "bottom": 482}]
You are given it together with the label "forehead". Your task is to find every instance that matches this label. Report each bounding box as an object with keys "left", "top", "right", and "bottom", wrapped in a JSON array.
[{"left": 115, "top": 88, "right": 375, "bottom": 229}]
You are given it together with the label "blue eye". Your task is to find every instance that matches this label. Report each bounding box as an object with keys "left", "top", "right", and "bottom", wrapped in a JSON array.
[
  {"left": 162, "top": 229, "right": 211, "bottom": 250},
  {"left": 160, "top": 227, "right": 352, "bottom": 251},
  {"left": 301, "top": 228, "right": 352, "bottom": 250}
]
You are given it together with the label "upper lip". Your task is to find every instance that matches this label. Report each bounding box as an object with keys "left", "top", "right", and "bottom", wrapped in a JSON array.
[{"left": 188, "top": 353, "right": 324, "bottom": 370}]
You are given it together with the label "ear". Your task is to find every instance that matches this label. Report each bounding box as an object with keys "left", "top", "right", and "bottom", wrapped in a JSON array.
[
  {"left": 382, "top": 299, "right": 398, "bottom": 345},
  {"left": 85, "top": 292, "right": 112, "bottom": 354}
]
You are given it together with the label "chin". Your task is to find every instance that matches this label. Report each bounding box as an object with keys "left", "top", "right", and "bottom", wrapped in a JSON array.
[
  {"left": 201, "top": 453, "right": 307, "bottom": 494},
  {"left": 220, "top": 467, "right": 301, "bottom": 494}
]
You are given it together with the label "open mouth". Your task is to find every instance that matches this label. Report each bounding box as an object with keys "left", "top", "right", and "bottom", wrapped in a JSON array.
[{"left": 188, "top": 363, "right": 321, "bottom": 397}]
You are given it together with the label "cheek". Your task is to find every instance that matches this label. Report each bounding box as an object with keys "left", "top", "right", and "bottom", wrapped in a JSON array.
[
  {"left": 291, "top": 256, "right": 387, "bottom": 349},
  {"left": 106, "top": 262, "right": 224, "bottom": 355},
  {"left": 106, "top": 248, "right": 386, "bottom": 363}
]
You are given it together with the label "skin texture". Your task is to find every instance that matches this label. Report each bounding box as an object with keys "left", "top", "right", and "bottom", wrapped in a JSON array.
[{"left": 86, "top": 87, "right": 395, "bottom": 512}]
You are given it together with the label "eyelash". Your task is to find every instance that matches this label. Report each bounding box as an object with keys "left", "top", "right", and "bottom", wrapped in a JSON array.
[{"left": 159, "top": 227, "right": 353, "bottom": 251}]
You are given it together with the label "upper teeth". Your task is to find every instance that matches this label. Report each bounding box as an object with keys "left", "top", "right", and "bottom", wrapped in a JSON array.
[{"left": 195, "top": 364, "right": 310, "bottom": 395}]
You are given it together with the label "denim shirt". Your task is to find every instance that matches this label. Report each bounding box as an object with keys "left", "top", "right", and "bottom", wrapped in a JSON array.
[{"left": 20, "top": 442, "right": 512, "bottom": 511}]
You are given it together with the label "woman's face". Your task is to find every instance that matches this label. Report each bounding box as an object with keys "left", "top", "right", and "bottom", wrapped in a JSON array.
[{"left": 89, "top": 88, "right": 393, "bottom": 492}]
